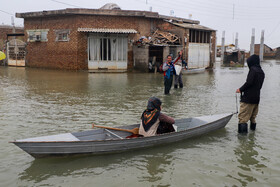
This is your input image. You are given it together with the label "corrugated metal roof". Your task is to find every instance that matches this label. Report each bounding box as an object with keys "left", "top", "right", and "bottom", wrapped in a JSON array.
[
  {"left": 78, "top": 28, "right": 138, "bottom": 33},
  {"left": 171, "top": 22, "right": 215, "bottom": 31}
]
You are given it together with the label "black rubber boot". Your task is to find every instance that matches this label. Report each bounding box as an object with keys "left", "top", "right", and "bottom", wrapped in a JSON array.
[
  {"left": 238, "top": 123, "right": 248, "bottom": 134},
  {"left": 250, "top": 123, "right": 256, "bottom": 131},
  {"left": 179, "top": 84, "right": 183, "bottom": 88},
  {"left": 174, "top": 85, "right": 178, "bottom": 89}
]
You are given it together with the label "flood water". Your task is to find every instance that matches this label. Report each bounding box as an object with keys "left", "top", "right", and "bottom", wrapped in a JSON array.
[{"left": 1, "top": 60, "right": 280, "bottom": 186}]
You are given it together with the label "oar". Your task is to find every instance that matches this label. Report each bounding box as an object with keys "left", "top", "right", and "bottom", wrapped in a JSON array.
[{"left": 92, "top": 124, "right": 139, "bottom": 134}]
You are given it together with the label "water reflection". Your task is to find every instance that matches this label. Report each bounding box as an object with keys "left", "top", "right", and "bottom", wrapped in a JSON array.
[
  {"left": 19, "top": 128, "right": 229, "bottom": 185},
  {"left": 229, "top": 132, "right": 267, "bottom": 186},
  {"left": 19, "top": 146, "right": 176, "bottom": 185}
]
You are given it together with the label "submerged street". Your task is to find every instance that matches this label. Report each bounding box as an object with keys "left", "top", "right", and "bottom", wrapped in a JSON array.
[{"left": 0, "top": 60, "right": 280, "bottom": 186}]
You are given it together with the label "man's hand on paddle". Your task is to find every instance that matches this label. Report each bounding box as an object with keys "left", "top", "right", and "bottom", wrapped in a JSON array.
[{"left": 236, "top": 89, "right": 240, "bottom": 93}]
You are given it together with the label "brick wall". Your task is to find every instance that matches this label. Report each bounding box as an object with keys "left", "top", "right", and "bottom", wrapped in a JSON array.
[
  {"left": 24, "top": 16, "right": 80, "bottom": 69},
  {"left": 0, "top": 26, "right": 24, "bottom": 51},
  {"left": 22, "top": 13, "right": 216, "bottom": 71},
  {"left": 23, "top": 15, "right": 153, "bottom": 70},
  {"left": 254, "top": 44, "right": 276, "bottom": 59}
]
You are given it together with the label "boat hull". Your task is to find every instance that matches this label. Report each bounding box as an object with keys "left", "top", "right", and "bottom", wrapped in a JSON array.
[{"left": 13, "top": 113, "right": 233, "bottom": 158}]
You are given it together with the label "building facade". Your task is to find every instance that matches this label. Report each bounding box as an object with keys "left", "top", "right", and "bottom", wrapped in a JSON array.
[
  {"left": 0, "top": 25, "right": 24, "bottom": 51},
  {"left": 16, "top": 7, "right": 216, "bottom": 72},
  {"left": 254, "top": 44, "right": 275, "bottom": 59}
]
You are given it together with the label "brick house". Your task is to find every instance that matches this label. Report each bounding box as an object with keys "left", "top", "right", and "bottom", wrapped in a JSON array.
[
  {"left": 16, "top": 5, "right": 216, "bottom": 72},
  {"left": 254, "top": 44, "right": 275, "bottom": 59},
  {"left": 0, "top": 25, "right": 24, "bottom": 51}
]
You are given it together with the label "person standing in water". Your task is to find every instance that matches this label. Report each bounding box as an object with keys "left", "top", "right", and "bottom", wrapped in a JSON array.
[
  {"left": 162, "top": 50, "right": 182, "bottom": 94},
  {"left": 236, "top": 54, "right": 265, "bottom": 133},
  {"left": 174, "top": 50, "right": 187, "bottom": 89}
]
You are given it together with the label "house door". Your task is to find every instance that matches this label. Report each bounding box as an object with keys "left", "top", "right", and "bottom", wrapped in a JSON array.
[
  {"left": 149, "top": 46, "right": 163, "bottom": 71},
  {"left": 88, "top": 34, "right": 128, "bottom": 71},
  {"left": 188, "top": 43, "right": 210, "bottom": 68},
  {"left": 7, "top": 39, "right": 26, "bottom": 67}
]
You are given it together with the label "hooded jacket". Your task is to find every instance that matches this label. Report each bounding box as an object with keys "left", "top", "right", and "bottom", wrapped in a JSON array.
[{"left": 239, "top": 55, "right": 265, "bottom": 104}]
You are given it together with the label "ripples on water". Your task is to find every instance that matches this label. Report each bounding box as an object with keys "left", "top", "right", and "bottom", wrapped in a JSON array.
[{"left": 0, "top": 60, "right": 280, "bottom": 186}]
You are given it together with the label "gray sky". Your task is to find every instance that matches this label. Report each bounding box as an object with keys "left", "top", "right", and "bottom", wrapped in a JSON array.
[{"left": 1, "top": 0, "right": 280, "bottom": 50}]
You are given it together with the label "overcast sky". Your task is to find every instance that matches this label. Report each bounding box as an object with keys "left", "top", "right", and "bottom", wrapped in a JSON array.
[{"left": 1, "top": 0, "right": 280, "bottom": 50}]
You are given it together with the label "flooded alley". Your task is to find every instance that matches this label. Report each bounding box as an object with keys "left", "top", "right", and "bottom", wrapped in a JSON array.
[{"left": 1, "top": 60, "right": 280, "bottom": 186}]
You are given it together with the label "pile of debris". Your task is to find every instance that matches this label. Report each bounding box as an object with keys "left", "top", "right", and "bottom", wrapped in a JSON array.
[{"left": 136, "top": 29, "right": 180, "bottom": 45}]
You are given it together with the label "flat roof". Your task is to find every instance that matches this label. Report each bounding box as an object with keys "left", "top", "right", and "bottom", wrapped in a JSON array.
[
  {"left": 171, "top": 22, "right": 215, "bottom": 31},
  {"left": 16, "top": 8, "right": 200, "bottom": 24}
]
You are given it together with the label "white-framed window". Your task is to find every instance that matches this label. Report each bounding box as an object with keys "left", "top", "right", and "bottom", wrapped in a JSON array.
[
  {"left": 55, "top": 29, "right": 70, "bottom": 42},
  {"left": 88, "top": 34, "right": 127, "bottom": 62},
  {"left": 27, "top": 29, "right": 49, "bottom": 42}
]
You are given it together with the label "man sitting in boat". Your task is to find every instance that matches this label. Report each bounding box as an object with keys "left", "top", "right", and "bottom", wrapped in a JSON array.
[{"left": 139, "top": 97, "right": 175, "bottom": 137}]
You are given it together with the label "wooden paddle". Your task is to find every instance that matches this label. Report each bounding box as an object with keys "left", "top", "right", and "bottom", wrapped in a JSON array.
[{"left": 92, "top": 124, "right": 139, "bottom": 135}]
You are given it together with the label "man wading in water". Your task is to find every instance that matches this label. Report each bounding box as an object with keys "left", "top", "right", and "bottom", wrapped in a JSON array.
[
  {"left": 163, "top": 51, "right": 182, "bottom": 94},
  {"left": 236, "top": 54, "right": 265, "bottom": 133},
  {"left": 174, "top": 50, "right": 187, "bottom": 89}
]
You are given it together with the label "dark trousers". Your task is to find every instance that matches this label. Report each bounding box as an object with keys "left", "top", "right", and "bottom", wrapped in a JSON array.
[
  {"left": 174, "top": 73, "right": 183, "bottom": 88},
  {"left": 164, "top": 76, "right": 173, "bottom": 94},
  {"left": 157, "top": 122, "right": 175, "bottom": 134}
]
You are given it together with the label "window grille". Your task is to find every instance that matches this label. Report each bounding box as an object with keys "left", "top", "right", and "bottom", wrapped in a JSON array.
[
  {"left": 26, "top": 29, "right": 49, "bottom": 42},
  {"left": 88, "top": 34, "right": 128, "bottom": 62}
]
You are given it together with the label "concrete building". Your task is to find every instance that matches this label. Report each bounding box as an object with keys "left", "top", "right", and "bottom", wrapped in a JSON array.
[{"left": 16, "top": 5, "right": 216, "bottom": 72}]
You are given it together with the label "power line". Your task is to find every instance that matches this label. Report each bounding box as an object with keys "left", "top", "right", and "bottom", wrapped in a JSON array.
[
  {"left": 147, "top": 0, "right": 280, "bottom": 17},
  {"left": 50, "top": 0, "right": 82, "bottom": 8},
  {"left": 174, "top": 0, "right": 280, "bottom": 10},
  {"left": 266, "top": 20, "right": 280, "bottom": 39},
  {"left": 134, "top": 0, "right": 280, "bottom": 20},
  {"left": 0, "top": 9, "right": 13, "bottom": 16}
]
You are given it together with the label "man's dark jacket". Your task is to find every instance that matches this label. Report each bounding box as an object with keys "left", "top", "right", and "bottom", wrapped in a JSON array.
[{"left": 240, "top": 55, "right": 265, "bottom": 104}]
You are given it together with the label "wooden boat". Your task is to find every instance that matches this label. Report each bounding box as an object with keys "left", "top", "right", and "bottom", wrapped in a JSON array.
[{"left": 11, "top": 113, "right": 233, "bottom": 158}]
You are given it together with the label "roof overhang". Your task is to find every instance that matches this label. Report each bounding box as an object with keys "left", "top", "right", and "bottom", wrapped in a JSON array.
[
  {"left": 171, "top": 22, "right": 215, "bottom": 31},
  {"left": 78, "top": 28, "right": 138, "bottom": 34}
]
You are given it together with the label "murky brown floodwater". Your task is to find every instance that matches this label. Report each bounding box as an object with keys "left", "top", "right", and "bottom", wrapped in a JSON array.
[{"left": 1, "top": 60, "right": 280, "bottom": 186}]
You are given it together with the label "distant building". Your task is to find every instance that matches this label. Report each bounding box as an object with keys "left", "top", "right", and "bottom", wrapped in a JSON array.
[
  {"left": 254, "top": 44, "right": 275, "bottom": 59},
  {"left": 0, "top": 25, "right": 24, "bottom": 51},
  {"left": 275, "top": 47, "right": 280, "bottom": 59},
  {"left": 216, "top": 44, "right": 236, "bottom": 57},
  {"left": 16, "top": 4, "right": 216, "bottom": 72}
]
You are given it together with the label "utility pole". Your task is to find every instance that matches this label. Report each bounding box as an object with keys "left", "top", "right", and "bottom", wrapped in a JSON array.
[
  {"left": 221, "top": 31, "right": 225, "bottom": 63},
  {"left": 259, "top": 30, "right": 265, "bottom": 62},
  {"left": 250, "top": 28, "right": 255, "bottom": 56},
  {"left": 11, "top": 16, "right": 15, "bottom": 33},
  {"left": 235, "top": 32, "right": 239, "bottom": 49},
  {"left": 233, "top": 4, "right": 235, "bottom": 20}
]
